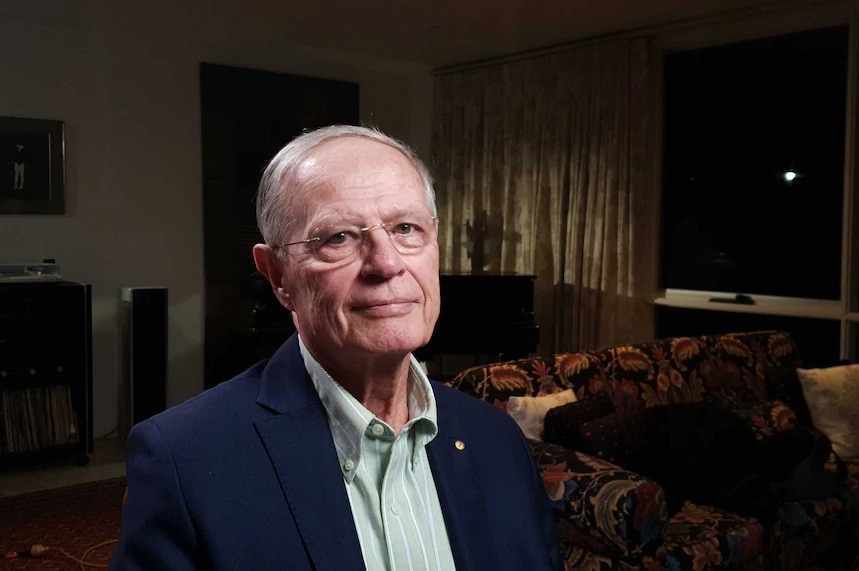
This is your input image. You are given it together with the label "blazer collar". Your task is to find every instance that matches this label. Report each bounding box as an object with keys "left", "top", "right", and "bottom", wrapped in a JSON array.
[
  {"left": 427, "top": 382, "right": 497, "bottom": 570},
  {"left": 254, "top": 334, "right": 365, "bottom": 571},
  {"left": 256, "top": 333, "right": 315, "bottom": 414}
]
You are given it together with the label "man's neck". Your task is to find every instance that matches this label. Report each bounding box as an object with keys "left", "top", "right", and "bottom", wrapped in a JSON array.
[{"left": 322, "top": 353, "right": 413, "bottom": 434}]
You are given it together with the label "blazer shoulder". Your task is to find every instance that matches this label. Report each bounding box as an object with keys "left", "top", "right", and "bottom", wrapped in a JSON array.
[
  {"left": 140, "top": 361, "right": 268, "bottom": 436},
  {"left": 431, "top": 380, "right": 519, "bottom": 430}
]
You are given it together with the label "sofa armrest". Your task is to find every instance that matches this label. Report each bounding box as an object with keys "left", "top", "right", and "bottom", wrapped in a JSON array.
[{"left": 531, "top": 441, "right": 668, "bottom": 560}]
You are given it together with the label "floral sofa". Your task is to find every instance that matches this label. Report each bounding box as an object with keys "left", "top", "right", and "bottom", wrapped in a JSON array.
[{"left": 447, "top": 330, "right": 858, "bottom": 570}]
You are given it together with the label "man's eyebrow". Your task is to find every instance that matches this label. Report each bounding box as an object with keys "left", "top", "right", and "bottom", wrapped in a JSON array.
[
  {"left": 377, "top": 208, "right": 434, "bottom": 222},
  {"left": 303, "top": 207, "right": 430, "bottom": 233},
  {"left": 382, "top": 209, "right": 417, "bottom": 219},
  {"left": 305, "top": 214, "right": 363, "bottom": 233}
]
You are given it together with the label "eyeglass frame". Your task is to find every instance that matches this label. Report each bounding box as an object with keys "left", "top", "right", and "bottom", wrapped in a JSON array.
[{"left": 270, "top": 214, "right": 439, "bottom": 262}]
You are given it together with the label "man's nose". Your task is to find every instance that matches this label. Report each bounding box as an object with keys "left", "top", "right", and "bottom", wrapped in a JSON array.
[{"left": 360, "top": 227, "right": 405, "bottom": 278}]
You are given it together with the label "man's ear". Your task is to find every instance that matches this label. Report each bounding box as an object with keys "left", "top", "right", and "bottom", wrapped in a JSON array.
[{"left": 252, "top": 244, "right": 295, "bottom": 311}]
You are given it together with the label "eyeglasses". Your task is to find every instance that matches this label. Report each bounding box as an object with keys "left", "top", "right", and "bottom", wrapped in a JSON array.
[{"left": 273, "top": 213, "right": 439, "bottom": 263}]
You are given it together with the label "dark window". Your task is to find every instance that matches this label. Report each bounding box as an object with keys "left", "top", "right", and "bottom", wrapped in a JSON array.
[{"left": 660, "top": 26, "right": 848, "bottom": 300}]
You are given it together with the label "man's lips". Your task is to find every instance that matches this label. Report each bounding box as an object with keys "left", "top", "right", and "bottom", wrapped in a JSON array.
[
  {"left": 351, "top": 299, "right": 418, "bottom": 316},
  {"left": 352, "top": 297, "right": 416, "bottom": 308}
]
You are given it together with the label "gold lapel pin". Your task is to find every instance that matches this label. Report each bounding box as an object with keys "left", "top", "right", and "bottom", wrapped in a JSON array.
[{"left": 454, "top": 440, "right": 466, "bottom": 451}]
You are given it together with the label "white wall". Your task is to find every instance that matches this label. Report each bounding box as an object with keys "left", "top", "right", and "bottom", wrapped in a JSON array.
[{"left": 0, "top": 2, "right": 433, "bottom": 439}]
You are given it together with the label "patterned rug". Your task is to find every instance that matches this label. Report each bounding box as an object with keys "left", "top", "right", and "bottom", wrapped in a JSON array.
[{"left": 0, "top": 477, "right": 125, "bottom": 569}]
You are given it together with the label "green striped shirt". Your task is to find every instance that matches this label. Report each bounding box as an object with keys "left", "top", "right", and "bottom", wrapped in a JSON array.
[{"left": 299, "top": 337, "right": 457, "bottom": 571}]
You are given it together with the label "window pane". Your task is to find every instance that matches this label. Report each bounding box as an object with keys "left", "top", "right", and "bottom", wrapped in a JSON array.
[
  {"left": 656, "top": 306, "right": 840, "bottom": 367},
  {"left": 661, "top": 26, "right": 848, "bottom": 300}
]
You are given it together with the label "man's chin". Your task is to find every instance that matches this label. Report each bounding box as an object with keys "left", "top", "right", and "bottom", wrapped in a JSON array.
[{"left": 351, "top": 331, "right": 428, "bottom": 358}]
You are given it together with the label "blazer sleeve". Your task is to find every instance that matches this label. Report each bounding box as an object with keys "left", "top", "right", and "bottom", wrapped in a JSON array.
[{"left": 109, "top": 419, "right": 199, "bottom": 570}]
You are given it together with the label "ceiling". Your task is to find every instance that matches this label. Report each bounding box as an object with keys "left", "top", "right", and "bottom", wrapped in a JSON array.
[
  {"left": 238, "top": 0, "right": 795, "bottom": 68},
  {"left": 0, "top": 0, "right": 797, "bottom": 68}
]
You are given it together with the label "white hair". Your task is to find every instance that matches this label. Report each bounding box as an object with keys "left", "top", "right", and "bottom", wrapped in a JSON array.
[{"left": 256, "top": 125, "right": 437, "bottom": 248}]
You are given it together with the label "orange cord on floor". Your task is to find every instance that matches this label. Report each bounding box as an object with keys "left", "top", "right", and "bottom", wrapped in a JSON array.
[{"left": 4, "top": 539, "right": 118, "bottom": 569}]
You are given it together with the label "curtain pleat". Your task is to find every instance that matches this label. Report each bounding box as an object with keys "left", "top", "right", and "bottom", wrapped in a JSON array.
[{"left": 432, "top": 38, "right": 656, "bottom": 353}]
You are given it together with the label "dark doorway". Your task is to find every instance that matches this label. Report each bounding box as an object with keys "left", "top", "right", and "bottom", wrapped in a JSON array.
[{"left": 200, "top": 63, "right": 359, "bottom": 389}]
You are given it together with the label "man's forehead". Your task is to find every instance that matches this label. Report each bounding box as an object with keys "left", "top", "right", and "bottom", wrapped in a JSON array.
[
  {"left": 295, "top": 138, "right": 419, "bottom": 190},
  {"left": 287, "top": 137, "right": 424, "bottom": 224},
  {"left": 302, "top": 136, "right": 411, "bottom": 169}
]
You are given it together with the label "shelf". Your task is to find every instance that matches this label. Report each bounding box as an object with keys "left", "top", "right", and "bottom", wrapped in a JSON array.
[{"left": 0, "top": 281, "right": 92, "bottom": 467}]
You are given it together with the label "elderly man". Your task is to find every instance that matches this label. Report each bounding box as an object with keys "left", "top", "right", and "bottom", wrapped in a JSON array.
[{"left": 110, "top": 125, "right": 560, "bottom": 570}]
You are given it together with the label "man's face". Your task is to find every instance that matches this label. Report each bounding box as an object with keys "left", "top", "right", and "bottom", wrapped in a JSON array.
[{"left": 273, "top": 136, "right": 440, "bottom": 367}]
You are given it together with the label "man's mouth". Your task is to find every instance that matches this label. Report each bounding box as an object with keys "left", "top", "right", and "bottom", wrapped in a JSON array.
[{"left": 352, "top": 299, "right": 417, "bottom": 316}]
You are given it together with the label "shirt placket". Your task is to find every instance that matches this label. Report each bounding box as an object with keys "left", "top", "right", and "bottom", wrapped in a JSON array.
[{"left": 381, "top": 425, "right": 416, "bottom": 570}]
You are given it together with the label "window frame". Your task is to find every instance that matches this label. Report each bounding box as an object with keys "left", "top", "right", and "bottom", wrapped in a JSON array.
[{"left": 652, "top": 2, "right": 859, "bottom": 360}]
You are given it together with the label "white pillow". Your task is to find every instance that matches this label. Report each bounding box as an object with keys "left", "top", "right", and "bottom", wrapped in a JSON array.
[
  {"left": 797, "top": 363, "right": 859, "bottom": 459},
  {"left": 506, "top": 389, "right": 578, "bottom": 441}
]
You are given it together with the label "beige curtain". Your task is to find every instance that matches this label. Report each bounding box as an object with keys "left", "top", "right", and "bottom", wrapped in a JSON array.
[{"left": 432, "top": 38, "right": 655, "bottom": 354}]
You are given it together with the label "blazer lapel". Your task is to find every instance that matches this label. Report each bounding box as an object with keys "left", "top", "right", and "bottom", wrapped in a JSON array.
[
  {"left": 427, "top": 384, "right": 497, "bottom": 571},
  {"left": 254, "top": 335, "right": 365, "bottom": 571}
]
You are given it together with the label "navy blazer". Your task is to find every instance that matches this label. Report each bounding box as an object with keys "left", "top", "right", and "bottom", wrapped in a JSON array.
[{"left": 110, "top": 335, "right": 561, "bottom": 570}]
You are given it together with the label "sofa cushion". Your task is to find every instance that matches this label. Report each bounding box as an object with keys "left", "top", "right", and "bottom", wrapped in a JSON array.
[
  {"left": 797, "top": 363, "right": 859, "bottom": 459},
  {"left": 542, "top": 392, "right": 615, "bottom": 445},
  {"left": 570, "top": 408, "right": 652, "bottom": 469},
  {"left": 506, "top": 389, "right": 578, "bottom": 441}
]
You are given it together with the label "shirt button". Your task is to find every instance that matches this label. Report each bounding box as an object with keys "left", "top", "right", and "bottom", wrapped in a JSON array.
[
  {"left": 371, "top": 424, "right": 384, "bottom": 436},
  {"left": 343, "top": 459, "right": 355, "bottom": 471},
  {"left": 391, "top": 503, "right": 401, "bottom": 515}
]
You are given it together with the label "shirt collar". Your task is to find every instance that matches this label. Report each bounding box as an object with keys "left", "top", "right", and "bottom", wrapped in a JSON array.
[{"left": 298, "top": 335, "right": 439, "bottom": 482}]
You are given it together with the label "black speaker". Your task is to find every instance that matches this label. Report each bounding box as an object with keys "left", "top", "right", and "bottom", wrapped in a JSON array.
[{"left": 119, "top": 287, "right": 168, "bottom": 442}]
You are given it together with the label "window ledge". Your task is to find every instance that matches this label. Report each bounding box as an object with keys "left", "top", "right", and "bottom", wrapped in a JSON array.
[{"left": 654, "top": 289, "right": 843, "bottom": 320}]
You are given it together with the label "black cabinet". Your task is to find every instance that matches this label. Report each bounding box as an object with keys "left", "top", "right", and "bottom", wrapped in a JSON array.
[
  {"left": 415, "top": 273, "right": 539, "bottom": 361},
  {"left": 0, "top": 281, "right": 93, "bottom": 467}
]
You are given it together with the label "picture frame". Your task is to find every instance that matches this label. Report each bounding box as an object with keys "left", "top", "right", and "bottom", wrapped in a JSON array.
[{"left": 0, "top": 116, "right": 65, "bottom": 214}]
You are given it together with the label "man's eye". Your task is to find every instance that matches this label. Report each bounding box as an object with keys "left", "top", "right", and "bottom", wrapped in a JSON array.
[
  {"left": 321, "top": 229, "right": 363, "bottom": 247},
  {"left": 325, "top": 231, "right": 349, "bottom": 245},
  {"left": 393, "top": 222, "right": 415, "bottom": 235}
]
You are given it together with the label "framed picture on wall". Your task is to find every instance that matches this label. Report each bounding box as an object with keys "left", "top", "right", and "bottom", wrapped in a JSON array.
[{"left": 0, "top": 116, "right": 65, "bottom": 214}]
